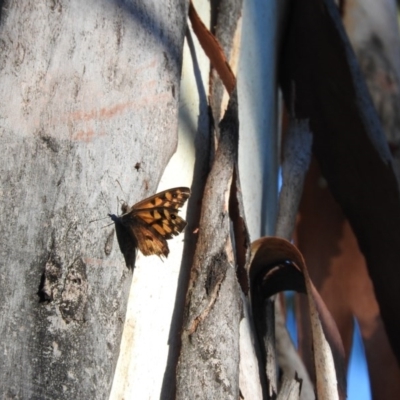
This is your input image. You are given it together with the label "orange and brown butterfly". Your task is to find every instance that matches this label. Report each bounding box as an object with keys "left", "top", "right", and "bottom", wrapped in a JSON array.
[{"left": 109, "top": 187, "right": 190, "bottom": 268}]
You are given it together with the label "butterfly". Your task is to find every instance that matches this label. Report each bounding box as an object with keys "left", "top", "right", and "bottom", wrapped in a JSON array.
[{"left": 109, "top": 187, "right": 190, "bottom": 268}]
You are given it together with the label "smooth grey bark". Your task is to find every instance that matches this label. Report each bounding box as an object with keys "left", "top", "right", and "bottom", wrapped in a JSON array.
[{"left": 0, "top": 0, "right": 187, "bottom": 398}]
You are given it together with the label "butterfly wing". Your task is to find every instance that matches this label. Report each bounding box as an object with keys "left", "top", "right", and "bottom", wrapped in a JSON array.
[
  {"left": 109, "top": 213, "right": 138, "bottom": 269},
  {"left": 128, "top": 187, "right": 190, "bottom": 211},
  {"left": 114, "top": 218, "right": 138, "bottom": 269},
  {"left": 118, "top": 187, "right": 190, "bottom": 258},
  {"left": 128, "top": 218, "right": 170, "bottom": 257},
  {"left": 131, "top": 207, "right": 187, "bottom": 239}
]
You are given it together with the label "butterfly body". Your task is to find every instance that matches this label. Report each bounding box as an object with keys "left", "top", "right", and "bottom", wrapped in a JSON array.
[{"left": 109, "top": 187, "right": 190, "bottom": 262}]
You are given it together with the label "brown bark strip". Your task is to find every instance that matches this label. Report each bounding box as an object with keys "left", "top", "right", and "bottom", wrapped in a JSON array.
[
  {"left": 188, "top": 0, "right": 236, "bottom": 95},
  {"left": 209, "top": 0, "right": 242, "bottom": 131},
  {"left": 280, "top": 0, "right": 400, "bottom": 364},
  {"left": 176, "top": 91, "right": 242, "bottom": 400}
]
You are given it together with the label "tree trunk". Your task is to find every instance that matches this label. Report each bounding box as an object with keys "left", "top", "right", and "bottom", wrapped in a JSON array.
[{"left": 0, "top": 0, "right": 187, "bottom": 398}]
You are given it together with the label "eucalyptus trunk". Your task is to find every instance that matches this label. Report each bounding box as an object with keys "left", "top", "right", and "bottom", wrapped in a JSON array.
[{"left": 0, "top": 1, "right": 188, "bottom": 398}]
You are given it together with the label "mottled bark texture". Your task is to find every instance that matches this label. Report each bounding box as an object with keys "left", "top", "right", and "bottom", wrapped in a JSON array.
[
  {"left": 176, "top": 92, "right": 246, "bottom": 399},
  {"left": 0, "top": 0, "right": 187, "bottom": 398},
  {"left": 280, "top": 0, "right": 400, "bottom": 364}
]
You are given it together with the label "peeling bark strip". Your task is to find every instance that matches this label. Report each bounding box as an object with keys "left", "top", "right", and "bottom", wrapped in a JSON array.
[
  {"left": 275, "top": 116, "right": 312, "bottom": 239},
  {"left": 250, "top": 238, "right": 347, "bottom": 400},
  {"left": 274, "top": 115, "right": 315, "bottom": 400},
  {"left": 209, "top": 0, "right": 243, "bottom": 128},
  {"left": 188, "top": 1, "right": 236, "bottom": 95},
  {"left": 280, "top": 0, "right": 400, "bottom": 364},
  {"left": 176, "top": 92, "right": 243, "bottom": 399}
]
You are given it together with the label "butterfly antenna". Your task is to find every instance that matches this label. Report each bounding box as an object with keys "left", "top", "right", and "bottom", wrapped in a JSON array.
[
  {"left": 88, "top": 192, "right": 113, "bottom": 224},
  {"left": 116, "top": 179, "right": 129, "bottom": 200},
  {"left": 89, "top": 216, "right": 109, "bottom": 223}
]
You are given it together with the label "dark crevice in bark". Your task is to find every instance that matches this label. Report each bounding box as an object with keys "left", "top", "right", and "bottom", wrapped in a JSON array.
[{"left": 229, "top": 167, "right": 250, "bottom": 294}]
